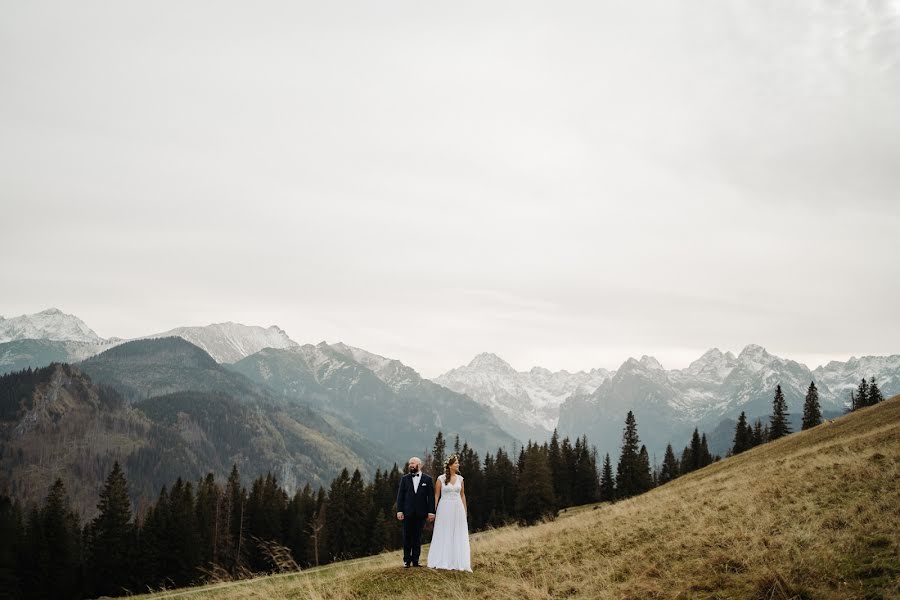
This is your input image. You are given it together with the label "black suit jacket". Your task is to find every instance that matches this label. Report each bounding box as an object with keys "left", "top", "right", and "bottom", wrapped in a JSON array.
[{"left": 396, "top": 472, "right": 436, "bottom": 518}]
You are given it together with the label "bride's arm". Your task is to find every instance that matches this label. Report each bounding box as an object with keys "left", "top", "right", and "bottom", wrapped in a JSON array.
[
  {"left": 460, "top": 480, "right": 467, "bottom": 516},
  {"left": 434, "top": 478, "right": 442, "bottom": 513}
]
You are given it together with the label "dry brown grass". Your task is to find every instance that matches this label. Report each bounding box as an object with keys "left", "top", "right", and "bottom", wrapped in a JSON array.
[{"left": 139, "top": 397, "right": 900, "bottom": 600}]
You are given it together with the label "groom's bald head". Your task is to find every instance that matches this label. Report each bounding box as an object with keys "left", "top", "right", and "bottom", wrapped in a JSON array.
[{"left": 407, "top": 457, "right": 422, "bottom": 472}]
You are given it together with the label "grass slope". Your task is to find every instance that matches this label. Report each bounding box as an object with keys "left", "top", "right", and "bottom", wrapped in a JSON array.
[{"left": 140, "top": 397, "right": 900, "bottom": 600}]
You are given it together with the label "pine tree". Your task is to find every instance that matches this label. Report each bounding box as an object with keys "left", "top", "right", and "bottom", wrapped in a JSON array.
[
  {"left": 802, "top": 381, "right": 822, "bottom": 430},
  {"left": 769, "top": 384, "right": 791, "bottom": 440},
  {"left": 856, "top": 378, "right": 871, "bottom": 408},
  {"left": 688, "top": 428, "right": 703, "bottom": 472},
  {"left": 224, "top": 464, "right": 245, "bottom": 570},
  {"left": 195, "top": 473, "right": 220, "bottom": 567},
  {"left": 458, "top": 443, "right": 484, "bottom": 529},
  {"left": 615, "top": 411, "right": 643, "bottom": 499},
  {"left": 431, "top": 431, "right": 446, "bottom": 477},
  {"left": 573, "top": 435, "right": 599, "bottom": 505},
  {"left": 868, "top": 377, "right": 884, "bottom": 405},
  {"left": 752, "top": 419, "right": 765, "bottom": 446},
  {"left": 168, "top": 478, "right": 201, "bottom": 585},
  {"left": 599, "top": 453, "right": 616, "bottom": 501},
  {"left": 560, "top": 436, "right": 576, "bottom": 506},
  {"left": 732, "top": 412, "right": 752, "bottom": 455},
  {"left": 699, "top": 434, "right": 712, "bottom": 468},
  {"left": 89, "top": 461, "right": 134, "bottom": 597},
  {"left": 659, "top": 444, "right": 679, "bottom": 484},
  {"left": 514, "top": 444, "right": 556, "bottom": 525},
  {"left": 41, "top": 479, "right": 80, "bottom": 599},
  {"left": 0, "top": 495, "right": 25, "bottom": 598},
  {"left": 679, "top": 445, "right": 693, "bottom": 476},
  {"left": 548, "top": 429, "right": 569, "bottom": 508},
  {"left": 637, "top": 445, "right": 653, "bottom": 493},
  {"left": 491, "top": 448, "right": 517, "bottom": 524}
]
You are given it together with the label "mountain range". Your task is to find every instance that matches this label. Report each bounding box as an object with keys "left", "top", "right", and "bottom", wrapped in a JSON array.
[
  {"left": 2, "top": 307, "right": 898, "bottom": 467},
  {"left": 435, "top": 352, "right": 610, "bottom": 442},
  {"left": 0, "top": 308, "right": 298, "bottom": 373}
]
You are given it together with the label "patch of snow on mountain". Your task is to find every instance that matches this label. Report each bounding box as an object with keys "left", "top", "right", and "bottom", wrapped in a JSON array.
[
  {"left": 0, "top": 308, "right": 104, "bottom": 344},
  {"left": 145, "top": 322, "right": 298, "bottom": 363},
  {"left": 435, "top": 354, "right": 613, "bottom": 435}
]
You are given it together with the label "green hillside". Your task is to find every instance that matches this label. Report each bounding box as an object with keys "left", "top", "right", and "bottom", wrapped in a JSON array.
[{"left": 140, "top": 396, "right": 899, "bottom": 600}]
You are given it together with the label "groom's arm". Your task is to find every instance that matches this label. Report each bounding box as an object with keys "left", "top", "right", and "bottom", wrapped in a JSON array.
[
  {"left": 396, "top": 477, "right": 406, "bottom": 520},
  {"left": 427, "top": 475, "right": 436, "bottom": 518}
]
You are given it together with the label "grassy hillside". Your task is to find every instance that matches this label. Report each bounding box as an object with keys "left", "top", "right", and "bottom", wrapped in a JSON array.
[{"left": 140, "top": 396, "right": 900, "bottom": 600}]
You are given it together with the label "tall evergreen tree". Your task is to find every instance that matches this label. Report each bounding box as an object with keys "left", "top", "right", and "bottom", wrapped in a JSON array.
[
  {"left": 490, "top": 448, "right": 517, "bottom": 525},
  {"left": 678, "top": 444, "right": 693, "bottom": 476},
  {"left": 856, "top": 378, "right": 871, "bottom": 408},
  {"left": 41, "top": 479, "right": 81, "bottom": 599},
  {"left": 0, "top": 495, "right": 24, "bottom": 599},
  {"left": 732, "top": 412, "right": 752, "bottom": 455},
  {"left": 431, "top": 431, "right": 446, "bottom": 478},
  {"left": 458, "top": 442, "right": 484, "bottom": 528},
  {"left": 574, "top": 435, "right": 599, "bottom": 504},
  {"left": 88, "top": 461, "right": 134, "bottom": 597},
  {"left": 801, "top": 381, "right": 822, "bottom": 430},
  {"left": 514, "top": 443, "right": 556, "bottom": 525},
  {"left": 659, "top": 444, "right": 679, "bottom": 484},
  {"left": 560, "top": 436, "right": 576, "bottom": 506},
  {"left": 168, "top": 478, "right": 201, "bottom": 585},
  {"left": 688, "top": 428, "right": 703, "bottom": 472},
  {"left": 699, "top": 434, "right": 712, "bottom": 467},
  {"left": 615, "top": 411, "right": 643, "bottom": 499},
  {"left": 599, "top": 453, "right": 616, "bottom": 501},
  {"left": 324, "top": 469, "right": 368, "bottom": 562},
  {"left": 868, "top": 377, "right": 884, "bottom": 405},
  {"left": 195, "top": 473, "right": 219, "bottom": 568},
  {"left": 751, "top": 419, "right": 765, "bottom": 446},
  {"left": 769, "top": 384, "right": 791, "bottom": 440},
  {"left": 547, "top": 429, "right": 569, "bottom": 508},
  {"left": 637, "top": 445, "right": 653, "bottom": 493}
]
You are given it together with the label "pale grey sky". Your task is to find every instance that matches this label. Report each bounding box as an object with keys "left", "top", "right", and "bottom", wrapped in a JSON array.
[{"left": 2, "top": 1, "right": 899, "bottom": 377}]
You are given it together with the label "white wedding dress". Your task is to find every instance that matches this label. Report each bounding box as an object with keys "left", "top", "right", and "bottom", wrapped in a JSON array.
[{"left": 427, "top": 474, "right": 472, "bottom": 572}]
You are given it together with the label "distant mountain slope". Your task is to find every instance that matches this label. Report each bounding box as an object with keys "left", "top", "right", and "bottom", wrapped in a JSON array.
[
  {"left": 0, "top": 308, "right": 104, "bottom": 344},
  {"left": 78, "top": 337, "right": 274, "bottom": 402},
  {"left": 142, "top": 322, "right": 298, "bottom": 363},
  {"left": 558, "top": 345, "right": 900, "bottom": 459},
  {"left": 230, "top": 343, "right": 518, "bottom": 458},
  {"left": 435, "top": 353, "right": 611, "bottom": 443},
  {"left": 0, "top": 339, "right": 114, "bottom": 375},
  {"left": 0, "top": 361, "right": 392, "bottom": 517}
]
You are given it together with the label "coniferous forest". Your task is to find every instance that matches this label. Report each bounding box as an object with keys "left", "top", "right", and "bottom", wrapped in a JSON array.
[
  {"left": 0, "top": 377, "right": 886, "bottom": 599},
  {"left": 0, "top": 410, "right": 687, "bottom": 599}
]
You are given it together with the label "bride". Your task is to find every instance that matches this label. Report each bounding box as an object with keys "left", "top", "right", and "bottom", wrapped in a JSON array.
[{"left": 427, "top": 454, "right": 472, "bottom": 572}]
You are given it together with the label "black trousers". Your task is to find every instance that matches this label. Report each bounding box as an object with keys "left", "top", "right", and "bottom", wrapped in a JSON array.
[{"left": 401, "top": 514, "right": 425, "bottom": 565}]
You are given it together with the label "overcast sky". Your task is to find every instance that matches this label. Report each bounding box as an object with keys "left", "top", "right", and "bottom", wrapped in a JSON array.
[{"left": 2, "top": 1, "right": 899, "bottom": 377}]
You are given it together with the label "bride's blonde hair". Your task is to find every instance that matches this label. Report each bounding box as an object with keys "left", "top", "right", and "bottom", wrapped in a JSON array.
[{"left": 444, "top": 454, "right": 459, "bottom": 484}]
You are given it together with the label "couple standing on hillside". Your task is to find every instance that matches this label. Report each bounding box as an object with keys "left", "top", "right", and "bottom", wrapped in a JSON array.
[{"left": 395, "top": 455, "right": 472, "bottom": 572}]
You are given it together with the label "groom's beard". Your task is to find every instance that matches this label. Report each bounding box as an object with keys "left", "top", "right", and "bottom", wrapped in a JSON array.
[{"left": 409, "top": 467, "right": 418, "bottom": 474}]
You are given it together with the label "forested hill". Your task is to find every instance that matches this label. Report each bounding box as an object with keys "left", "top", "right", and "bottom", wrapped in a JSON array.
[{"left": 0, "top": 362, "right": 389, "bottom": 516}]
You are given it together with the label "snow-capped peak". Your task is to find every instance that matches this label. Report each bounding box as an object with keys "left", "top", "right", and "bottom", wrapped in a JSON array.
[
  {"left": 736, "top": 344, "right": 774, "bottom": 372},
  {"left": 467, "top": 352, "right": 516, "bottom": 373},
  {"left": 682, "top": 348, "right": 738, "bottom": 382},
  {"left": 639, "top": 355, "right": 665, "bottom": 371},
  {"left": 144, "top": 321, "right": 298, "bottom": 363},
  {"left": 0, "top": 308, "right": 104, "bottom": 344}
]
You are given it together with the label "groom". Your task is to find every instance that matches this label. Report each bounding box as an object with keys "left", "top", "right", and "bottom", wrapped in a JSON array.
[{"left": 396, "top": 456, "right": 435, "bottom": 567}]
